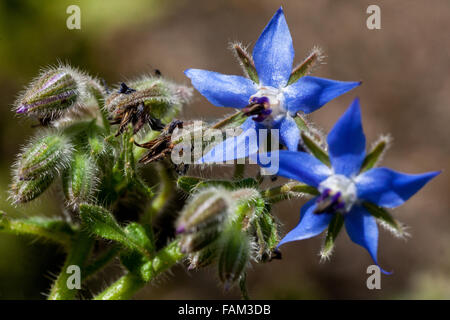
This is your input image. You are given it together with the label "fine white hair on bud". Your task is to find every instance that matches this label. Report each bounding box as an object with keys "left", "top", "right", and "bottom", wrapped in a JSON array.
[
  {"left": 217, "top": 223, "right": 251, "bottom": 289},
  {"left": 10, "top": 131, "right": 74, "bottom": 204},
  {"left": 62, "top": 153, "right": 100, "bottom": 209},
  {"left": 13, "top": 131, "right": 74, "bottom": 181},
  {"left": 14, "top": 64, "right": 95, "bottom": 122},
  {"left": 9, "top": 173, "right": 55, "bottom": 205},
  {"left": 176, "top": 187, "right": 235, "bottom": 253}
]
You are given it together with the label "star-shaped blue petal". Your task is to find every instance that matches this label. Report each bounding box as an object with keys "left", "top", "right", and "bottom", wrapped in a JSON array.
[
  {"left": 259, "top": 98, "right": 440, "bottom": 272},
  {"left": 185, "top": 7, "right": 360, "bottom": 160}
]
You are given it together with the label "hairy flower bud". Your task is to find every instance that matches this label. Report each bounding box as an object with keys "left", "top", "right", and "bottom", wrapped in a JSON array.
[
  {"left": 251, "top": 212, "right": 280, "bottom": 262},
  {"left": 218, "top": 223, "right": 251, "bottom": 289},
  {"left": 176, "top": 188, "right": 231, "bottom": 234},
  {"left": 14, "top": 132, "right": 73, "bottom": 181},
  {"left": 62, "top": 153, "right": 99, "bottom": 208},
  {"left": 15, "top": 65, "right": 87, "bottom": 119},
  {"left": 10, "top": 173, "right": 54, "bottom": 204},
  {"left": 187, "top": 244, "right": 218, "bottom": 270},
  {"left": 176, "top": 188, "right": 232, "bottom": 253}
]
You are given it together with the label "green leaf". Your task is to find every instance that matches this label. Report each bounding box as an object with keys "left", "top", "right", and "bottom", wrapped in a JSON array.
[
  {"left": 124, "top": 223, "right": 155, "bottom": 255},
  {"left": 360, "top": 138, "right": 388, "bottom": 173},
  {"left": 363, "top": 202, "right": 406, "bottom": 237},
  {"left": 0, "top": 213, "right": 74, "bottom": 247},
  {"left": 79, "top": 204, "right": 152, "bottom": 258},
  {"left": 320, "top": 214, "right": 344, "bottom": 260}
]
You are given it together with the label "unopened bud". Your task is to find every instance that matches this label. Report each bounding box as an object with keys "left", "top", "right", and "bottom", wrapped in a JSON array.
[
  {"left": 176, "top": 188, "right": 231, "bottom": 235},
  {"left": 218, "top": 223, "right": 251, "bottom": 289},
  {"left": 62, "top": 153, "right": 99, "bottom": 208},
  {"left": 187, "top": 244, "right": 218, "bottom": 270},
  {"left": 10, "top": 173, "right": 54, "bottom": 204},
  {"left": 176, "top": 188, "right": 232, "bottom": 253},
  {"left": 15, "top": 133, "right": 73, "bottom": 181},
  {"left": 15, "top": 65, "right": 86, "bottom": 118},
  {"left": 251, "top": 212, "right": 280, "bottom": 262}
]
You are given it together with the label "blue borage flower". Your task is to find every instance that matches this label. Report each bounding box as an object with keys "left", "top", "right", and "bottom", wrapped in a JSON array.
[
  {"left": 260, "top": 98, "right": 440, "bottom": 273},
  {"left": 185, "top": 7, "right": 361, "bottom": 162}
]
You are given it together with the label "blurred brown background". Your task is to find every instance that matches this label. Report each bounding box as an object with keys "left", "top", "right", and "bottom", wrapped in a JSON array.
[{"left": 0, "top": 0, "right": 448, "bottom": 299}]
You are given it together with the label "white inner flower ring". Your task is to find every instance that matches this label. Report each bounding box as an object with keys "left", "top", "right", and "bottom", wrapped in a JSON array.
[
  {"left": 318, "top": 174, "right": 357, "bottom": 212},
  {"left": 249, "top": 86, "right": 286, "bottom": 125}
]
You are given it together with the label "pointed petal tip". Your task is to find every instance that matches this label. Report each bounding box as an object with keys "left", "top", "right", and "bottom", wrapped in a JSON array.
[{"left": 276, "top": 6, "right": 285, "bottom": 15}]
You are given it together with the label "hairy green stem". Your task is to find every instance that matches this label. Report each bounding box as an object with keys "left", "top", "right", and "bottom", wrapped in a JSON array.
[
  {"left": 94, "top": 240, "right": 184, "bottom": 300},
  {"left": 142, "top": 162, "right": 175, "bottom": 222},
  {"left": 0, "top": 214, "right": 73, "bottom": 248},
  {"left": 48, "top": 229, "right": 94, "bottom": 300},
  {"left": 94, "top": 273, "right": 145, "bottom": 300}
]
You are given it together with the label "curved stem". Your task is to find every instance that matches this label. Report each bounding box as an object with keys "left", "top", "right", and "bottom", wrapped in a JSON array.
[
  {"left": 94, "top": 273, "right": 145, "bottom": 300},
  {"left": 142, "top": 162, "right": 175, "bottom": 222},
  {"left": 94, "top": 240, "right": 185, "bottom": 300},
  {"left": 47, "top": 229, "right": 94, "bottom": 300}
]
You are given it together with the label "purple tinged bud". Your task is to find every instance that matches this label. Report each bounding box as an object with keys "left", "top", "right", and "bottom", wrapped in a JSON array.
[
  {"left": 14, "top": 66, "right": 84, "bottom": 118},
  {"left": 16, "top": 105, "right": 28, "bottom": 114},
  {"left": 176, "top": 225, "right": 186, "bottom": 234}
]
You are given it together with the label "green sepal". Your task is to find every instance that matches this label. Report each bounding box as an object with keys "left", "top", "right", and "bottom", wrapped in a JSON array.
[
  {"left": 360, "top": 138, "right": 388, "bottom": 173},
  {"left": 231, "top": 43, "right": 259, "bottom": 83},
  {"left": 320, "top": 213, "right": 344, "bottom": 260},
  {"left": 218, "top": 223, "right": 250, "bottom": 289},
  {"left": 363, "top": 202, "right": 406, "bottom": 237},
  {"left": 287, "top": 48, "right": 322, "bottom": 86},
  {"left": 211, "top": 110, "right": 247, "bottom": 129},
  {"left": 262, "top": 182, "right": 319, "bottom": 203},
  {"left": 252, "top": 211, "right": 279, "bottom": 262},
  {"left": 301, "top": 131, "right": 330, "bottom": 167}
]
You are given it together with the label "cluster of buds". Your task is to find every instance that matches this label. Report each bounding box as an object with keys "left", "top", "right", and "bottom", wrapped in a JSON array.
[
  {"left": 14, "top": 65, "right": 105, "bottom": 127},
  {"left": 105, "top": 75, "right": 192, "bottom": 136},
  {"left": 9, "top": 65, "right": 109, "bottom": 208},
  {"left": 175, "top": 186, "right": 279, "bottom": 289}
]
